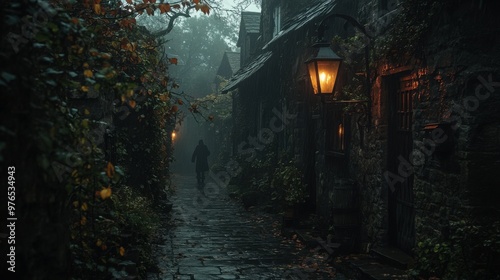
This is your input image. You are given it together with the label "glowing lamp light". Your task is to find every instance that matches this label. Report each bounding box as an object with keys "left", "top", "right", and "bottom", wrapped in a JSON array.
[
  {"left": 171, "top": 131, "right": 176, "bottom": 140},
  {"left": 306, "top": 42, "right": 342, "bottom": 95},
  {"left": 338, "top": 123, "right": 344, "bottom": 151}
]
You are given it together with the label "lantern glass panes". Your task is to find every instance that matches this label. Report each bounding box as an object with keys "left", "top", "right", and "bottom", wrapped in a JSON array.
[{"left": 306, "top": 43, "right": 342, "bottom": 95}]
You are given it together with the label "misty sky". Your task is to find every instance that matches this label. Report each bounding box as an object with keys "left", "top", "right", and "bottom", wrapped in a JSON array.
[{"left": 221, "top": 0, "right": 260, "bottom": 12}]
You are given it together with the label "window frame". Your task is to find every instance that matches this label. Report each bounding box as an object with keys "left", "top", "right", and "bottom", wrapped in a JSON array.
[{"left": 272, "top": 5, "right": 281, "bottom": 37}]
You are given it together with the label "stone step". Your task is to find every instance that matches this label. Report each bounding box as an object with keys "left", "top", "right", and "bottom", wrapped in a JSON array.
[
  {"left": 293, "top": 229, "right": 319, "bottom": 247},
  {"left": 370, "top": 246, "right": 414, "bottom": 270},
  {"left": 346, "top": 255, "right": 409, "bottom": 280},
  {"left": 293, "top": 229, "right": 341, "bottom": 255}
]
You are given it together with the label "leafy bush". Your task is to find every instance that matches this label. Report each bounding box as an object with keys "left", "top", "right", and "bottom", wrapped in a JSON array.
[
  {"left": 271, "top": 160, "right": 308, "bottom": 207},
  {"left": 413, "top": 219, "right": 500, "bottom": 279},
  {"left": 229, "top": 147, "right": 308, "bottom": 212},
  {"left": 112, "top": 186, "right": 161, "bottom": 274}
]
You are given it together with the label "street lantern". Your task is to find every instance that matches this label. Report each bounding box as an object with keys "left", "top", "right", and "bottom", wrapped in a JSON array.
[{"left": 305, "top": 42, "right": 342, "bottom": 95}]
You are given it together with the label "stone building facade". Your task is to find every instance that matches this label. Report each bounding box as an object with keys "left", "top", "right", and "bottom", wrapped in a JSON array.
[{"left": 224, "top": 0, "right": 500, "bottom": 275}]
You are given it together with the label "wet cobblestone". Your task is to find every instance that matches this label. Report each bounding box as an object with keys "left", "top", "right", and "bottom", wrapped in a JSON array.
[{"left": 148, "top": 174, "right": 345, "bottom": 280}]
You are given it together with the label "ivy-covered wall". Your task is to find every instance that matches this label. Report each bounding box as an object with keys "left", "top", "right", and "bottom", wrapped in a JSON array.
[
  {"left": 342, "top": 0, "right": 500, "bottom": 277},
  {"left": 232, "top": 0, "right": 499, "bottom": 276}
]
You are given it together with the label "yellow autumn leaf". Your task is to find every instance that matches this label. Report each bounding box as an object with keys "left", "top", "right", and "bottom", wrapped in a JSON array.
[
  {"left": 84, "top": 69, "right": 93, "bottom": 78},
  {"left": 73, "top": 201, "right": 79, "bottom": 208},
  {"left": 93, "top": 4, "right": 101, "bottom": 14},
  {"left": 126, "top": 89, "right": 134, "bottom": 97},
  {"left": 81, "top": 202, "right": 88, "bottom": 211},
  {"left": 84, "top": 108, "right": 90, "bottom": 115},
  {"left": 106, "top": 162, "right": 115, "bottom": 178},
  {"left": 81, "top": 85, "right": 89, "bottom": 92},
  {"left": 105, "top": 70, "right": 116, "bottom": 79},
  {"left": 100, "top": 186, "right": 112, "bottom": 200},
  {"left": 119, "top": 246, "right": 125, "bottom": 256},
  {"left": 96, "top": 239, "right": 102, "bottom": 247}
]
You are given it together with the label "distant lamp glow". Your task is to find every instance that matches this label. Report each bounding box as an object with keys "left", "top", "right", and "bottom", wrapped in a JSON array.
[
  {"left": 338, "top": 123, "right": 344, "bottom": 151},
  {"left": 306, "top": 42, "right": 342, "bottom": 95},
  {"left": 171, "top": 131, "right": 176, "bottom": 140}
]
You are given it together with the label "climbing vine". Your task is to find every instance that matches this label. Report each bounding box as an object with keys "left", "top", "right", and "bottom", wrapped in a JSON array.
[
  {"left": 374, "top": 0, "right": 446, "bottom": 62},
  {"left": 1, "top": 0, "right": 212, "bottom": 278}
]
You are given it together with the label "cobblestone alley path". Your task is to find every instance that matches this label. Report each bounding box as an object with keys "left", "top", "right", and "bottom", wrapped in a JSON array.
[{"left": 148, "top": 174, "right": 346, "bottom": 280}]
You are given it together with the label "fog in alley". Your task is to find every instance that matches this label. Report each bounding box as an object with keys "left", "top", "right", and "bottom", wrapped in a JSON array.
[{"left": 1, "top": 0, "right": 500, "bottom": 279}]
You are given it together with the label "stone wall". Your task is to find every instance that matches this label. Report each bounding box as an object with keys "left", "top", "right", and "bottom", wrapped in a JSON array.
[
  {"left": 239, "top": 0, "right": 500, "bottom": 263},
  {"left": 294, "top": 0, "right": 500, "bottom": 259},
  {"left": 340, "top": 0, "right": 500, "bottom": 256},
  {"left": 411, "top": 0, "right": 500, "bottom": 249}
]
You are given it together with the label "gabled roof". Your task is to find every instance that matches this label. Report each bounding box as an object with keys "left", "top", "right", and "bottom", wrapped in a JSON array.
[
  {"left": 223, "top": 1, "right": 339, "bottom": 93},
  {"left": 237, "top": 12, "right": 261, "bottom": 47},
  {"left": 221, "top": 51, "right": 272, "bottom": 93},
  {"left": 215, "top": 52, "right": 240, "bottom": 82},
  {"left": 225, "top": 52, "right": 241, "bottom": 74},
  {"left": 263, "top": 0, "right": 337, "bottom": 49}
]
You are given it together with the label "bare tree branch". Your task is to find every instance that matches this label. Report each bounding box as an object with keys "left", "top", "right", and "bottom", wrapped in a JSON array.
[{"left": 153, "top": 6, "right": 195, "bottom": 37}]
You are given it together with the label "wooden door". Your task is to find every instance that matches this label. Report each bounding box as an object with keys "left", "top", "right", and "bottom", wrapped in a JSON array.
[{"left": 388, "top": 74, "right": 416, "bottom": 254}]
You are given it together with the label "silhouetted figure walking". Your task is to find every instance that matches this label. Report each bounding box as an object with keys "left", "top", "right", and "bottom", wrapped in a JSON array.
[{"left": 191, "top": 140, "right": 210, "bottom": 185}]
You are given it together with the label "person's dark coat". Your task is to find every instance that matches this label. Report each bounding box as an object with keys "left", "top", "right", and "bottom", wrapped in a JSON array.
[{"left": 191, "top": 142, "right": 210, "bottom": 172}]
